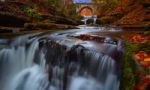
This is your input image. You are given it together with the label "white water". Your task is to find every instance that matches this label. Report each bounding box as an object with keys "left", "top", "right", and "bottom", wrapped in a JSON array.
[
  {"left": 81, "top": 15, "right": 97, "bottom": 25},
  {"left": 0, "top": 32, "right": 121, "bottom": 90},
  {"left": 0, "top": 35, "right": 40, "bottom": 90}
]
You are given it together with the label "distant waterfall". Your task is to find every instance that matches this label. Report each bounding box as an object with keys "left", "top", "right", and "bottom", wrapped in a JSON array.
[{"left": 81, "top": 15, "right": 97, "bottom": 25}]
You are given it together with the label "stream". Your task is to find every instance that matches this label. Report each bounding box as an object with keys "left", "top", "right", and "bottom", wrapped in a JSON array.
[{"left": 0, "top": 27, "right": 124, "bottom": 90}]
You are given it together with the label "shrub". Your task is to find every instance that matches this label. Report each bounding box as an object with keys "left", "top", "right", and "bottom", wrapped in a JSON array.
[{"left": 23, "top": 7, "right": 43, "bottom": 21}]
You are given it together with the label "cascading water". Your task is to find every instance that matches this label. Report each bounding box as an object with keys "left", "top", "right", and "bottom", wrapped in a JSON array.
[
  {"left": 0, "top": 29, "right": 123, "bottom": 90},
  {"left": 81, "top": 16, "right": 88, "bottom": 25},
  {"left": 43, "top": 40, "right": 121, "bottom": 90},
  {"left": 93, "top": 15, "right": 97, "bottom": 25},
  {"left": 0, "top": 34, "right": 43, "bottom": 90},
  {"left": 81, "top": 15, "right": 97, "bottom": 25}
]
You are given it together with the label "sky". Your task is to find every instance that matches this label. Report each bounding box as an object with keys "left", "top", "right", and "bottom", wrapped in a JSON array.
[{"left": 73, "top": 0, "right": 92, "bottom": 3}]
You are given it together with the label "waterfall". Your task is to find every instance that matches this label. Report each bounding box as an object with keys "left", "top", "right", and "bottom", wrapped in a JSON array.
[
  {"left": 41, "top": 40, "right": 120, "bottom": 90},
  {"left": 0, "top": 35, "right": 40, "bottom": 90},
  {"left": 93, "top": 15, "right": 97, "bottom": 25},
  {"left": 81, "top": 15, "right": 97, "bottom": 25},
  {"left": 0, "top": 31, "right": 122, "bottom": 90},
  {"left": 81, "top": 16, "right": 88, "bottom": 25}
]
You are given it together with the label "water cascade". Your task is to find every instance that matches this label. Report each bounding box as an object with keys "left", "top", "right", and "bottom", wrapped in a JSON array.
[
  {"left": 93, "top": 15, "right": 97, "bottom": 25},
  {"left": 0, "top": 30, "right": 123, "bottom": 90},
  {"left": 81, "top": 16, "right": 89, "bottom": 25},
  {"left": 81, "top": 15, "right": 97, "bottom": 25}
]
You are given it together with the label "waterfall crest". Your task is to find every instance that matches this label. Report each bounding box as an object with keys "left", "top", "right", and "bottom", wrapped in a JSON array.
[{"left": 0, "top": 30, "right": 122, "bottom": 90}]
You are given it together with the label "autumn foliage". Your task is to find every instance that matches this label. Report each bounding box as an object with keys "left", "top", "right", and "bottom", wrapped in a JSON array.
[
  {"left": 128, "top": 34, "right": 150, "bottom": 43},
  {"left": 133, "top": 51, "right": 150, "bottom": 68}
]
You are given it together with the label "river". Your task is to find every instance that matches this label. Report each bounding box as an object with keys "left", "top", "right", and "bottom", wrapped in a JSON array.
[{"left": 0, "top": 26, "right": 125, "bottom": 90}]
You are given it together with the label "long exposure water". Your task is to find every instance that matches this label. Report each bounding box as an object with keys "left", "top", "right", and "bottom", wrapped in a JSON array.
[{"left": 0, "top": 27, "right": 123, "bottom": 90}]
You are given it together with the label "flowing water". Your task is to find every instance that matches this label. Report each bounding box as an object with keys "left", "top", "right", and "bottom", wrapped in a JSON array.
[{"left": 0, "top": 28, "right": 123, "bottom": 90}]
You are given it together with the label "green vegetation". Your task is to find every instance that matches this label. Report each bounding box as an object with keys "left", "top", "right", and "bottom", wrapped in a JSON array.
[
  {"left": 120, "top": 42, "right": 140, "bottom": 90},
  {"left": 67, "top": 5, "right": 76, "bottom": 16},
  {"left": 23, "top": 7, "right": 43, "bottom": 21},
  {"left": 120, "top": 33, "right": 150, "bottom": 90}
]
